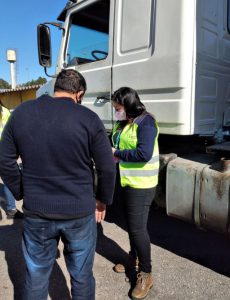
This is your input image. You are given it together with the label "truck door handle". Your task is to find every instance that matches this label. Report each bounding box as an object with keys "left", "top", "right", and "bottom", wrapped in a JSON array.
[{"left": 95, "top": 95, "right": 110, "bottom": 106}]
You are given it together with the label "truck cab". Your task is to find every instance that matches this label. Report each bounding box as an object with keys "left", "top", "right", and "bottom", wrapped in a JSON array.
[{"left": 37, "top": 0, "right": 230, "bottom": 235}]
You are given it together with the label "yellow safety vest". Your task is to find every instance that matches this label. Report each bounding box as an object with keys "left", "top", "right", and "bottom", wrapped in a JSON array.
[
  {"left": 112, "top": 113, "right": 159, "bottom": 189},
  {"left": 0, "top": 106, "right": 11, "bottom": 139}
]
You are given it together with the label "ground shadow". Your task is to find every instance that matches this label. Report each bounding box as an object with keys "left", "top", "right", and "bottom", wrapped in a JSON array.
[
  {"left": 96, "top": 221, "right": 138, "bottom": 296},
  {"left": 105, "top": 188, "right": 230, "bottom": 277},
  {"left": 0, "top": 219, "right": 25, "bottom": 300},
  {"left": 96, "top": 222, "right": 127, "bottom": 265},
  {"left": 0, "top": 181, "right": 71, "bottom": 300},
  {"left": 147, "top": 205, "right": 230, "bottom": 277},
  {"left": 0, "top": 218, "right": 71, "bottom": 300},
  {"left": 97, "top": 173, "right": 129, "bottom": 263}
]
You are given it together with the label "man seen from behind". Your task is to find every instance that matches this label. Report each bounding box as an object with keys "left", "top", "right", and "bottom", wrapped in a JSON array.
[{"left": 0, "top": 69, "right": 116, "bottom": 300}]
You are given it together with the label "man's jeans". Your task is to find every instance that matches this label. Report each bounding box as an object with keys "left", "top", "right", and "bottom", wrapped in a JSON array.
[
  {"left": 3, "top": 185, "right": 16, "bottom": 211},
  {"left": 22, "top": 213, "right": 97, "bottom": 300}
]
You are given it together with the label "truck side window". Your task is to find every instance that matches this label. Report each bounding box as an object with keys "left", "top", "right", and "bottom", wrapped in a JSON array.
[
  {"left": 66, "top": 1, "right": 110, "bottom": 66},
  {"left": 228, "top": 0, "right": 230, "bottom": 33}
]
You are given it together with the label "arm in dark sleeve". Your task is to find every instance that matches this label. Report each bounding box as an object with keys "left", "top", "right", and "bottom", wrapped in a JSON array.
[
  {"left": 114, "top": 116, "right": 157, "bottom": 162},
  {"left": 91, "top": 116, "right": 116, "bottom": 205},
  {"left": 0, "top": 114, "right": 23, "bottom": 200}
]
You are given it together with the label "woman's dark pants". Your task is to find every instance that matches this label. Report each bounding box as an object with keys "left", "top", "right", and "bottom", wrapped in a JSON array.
[{"left": 122, "top": 186, "right": 155, "bottom": 273}]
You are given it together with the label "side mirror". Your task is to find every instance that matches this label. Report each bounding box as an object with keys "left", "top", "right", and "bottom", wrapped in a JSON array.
[{"left": 37, "top": 24, "right": 52, "bottom": 67}]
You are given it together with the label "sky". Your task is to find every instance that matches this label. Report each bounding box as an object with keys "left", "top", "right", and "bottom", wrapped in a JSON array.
[{"left": 0, "top": 1, "right": 67, "bottom": 85}]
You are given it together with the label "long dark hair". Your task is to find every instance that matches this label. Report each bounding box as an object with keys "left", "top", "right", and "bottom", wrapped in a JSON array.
[{"left": 112, "top": 87, "right": 146, "bottom": 119}]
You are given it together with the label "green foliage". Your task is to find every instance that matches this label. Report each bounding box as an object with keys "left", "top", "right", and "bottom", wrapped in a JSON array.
[
  {"left": 23, "top": 77, "right": 47, "bottom": 86},
  {"left": 0, "top": 77, "right": 47, "bottom": 90},
  {"left": 0, "top": 78, "right": 10, "bottom": 89}
]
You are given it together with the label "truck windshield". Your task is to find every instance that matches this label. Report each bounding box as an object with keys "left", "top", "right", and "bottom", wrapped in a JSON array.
[{"left": 66, "top": 0, "right": 110, "bottom": 66}]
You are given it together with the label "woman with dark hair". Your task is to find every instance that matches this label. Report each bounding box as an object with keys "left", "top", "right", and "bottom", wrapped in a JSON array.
[{"left": 111, "top": 87, "right": 159, "bottom": 300}]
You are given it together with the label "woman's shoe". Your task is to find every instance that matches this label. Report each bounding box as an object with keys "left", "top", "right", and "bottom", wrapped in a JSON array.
[
  {"left": 114, "top": 255, "right": 139, "bottom": 273},
  {"left": 131, "top": 271, "right": 153, "bottom": 300}
]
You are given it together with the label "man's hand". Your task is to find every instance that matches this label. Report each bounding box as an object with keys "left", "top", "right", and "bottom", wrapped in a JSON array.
[{"left": 95, "top": 200, "right": 106, "bottom": 223}]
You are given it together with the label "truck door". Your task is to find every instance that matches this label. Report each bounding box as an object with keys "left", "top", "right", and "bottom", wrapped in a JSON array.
[
  {"left": 63, "top": 0, "right": 114, "bottom": 130},
  {"left": 112, "top": 0, "right": 154, "bottom": 94}
]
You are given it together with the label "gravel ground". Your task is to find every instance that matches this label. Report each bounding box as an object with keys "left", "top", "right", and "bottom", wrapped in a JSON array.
[{"left": 1, "top": 194, "right": 230, "bottom": 300}]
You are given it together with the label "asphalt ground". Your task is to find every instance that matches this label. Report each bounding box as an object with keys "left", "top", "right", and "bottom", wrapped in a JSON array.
[{"left": 1, "top": 185, "right": 230, "bottom": 300}]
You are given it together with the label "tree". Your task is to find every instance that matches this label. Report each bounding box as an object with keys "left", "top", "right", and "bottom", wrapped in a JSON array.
[
  {"left": 23, "top": 76, "right": 47, "bottom": 86},
  {"left": 0, "top": 78, "right": 10, "bottom": 89}
]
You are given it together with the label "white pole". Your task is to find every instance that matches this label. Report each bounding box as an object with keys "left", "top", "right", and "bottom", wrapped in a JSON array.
[{"left": 10, "top": 62, "right": 16, "bottom": 89}]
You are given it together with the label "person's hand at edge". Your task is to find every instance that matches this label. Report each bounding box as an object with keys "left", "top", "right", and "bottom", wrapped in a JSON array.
[{"left": 95, "top": 200, "right": 106, "bottom": 223}]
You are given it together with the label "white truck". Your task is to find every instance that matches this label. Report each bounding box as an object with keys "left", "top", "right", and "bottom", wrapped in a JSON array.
[{"left": 37, "top": 0, "right": 230, "bottom": 235}]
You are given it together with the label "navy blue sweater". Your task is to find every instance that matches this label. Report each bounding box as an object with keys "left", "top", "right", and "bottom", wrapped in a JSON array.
[{"left": 0, "top": 95, "right": 116, "bottom": 219}]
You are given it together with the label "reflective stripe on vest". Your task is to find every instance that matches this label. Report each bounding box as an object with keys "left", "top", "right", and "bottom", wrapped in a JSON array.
[
  {"left": 113, "top": 114, "right": 159, "bottom": 189},
  {"left": 120, "top": 155, "right": 159, "bottom": 165},
  {"left": 120, "top": 168, "right": 159, "bottom": 177}
]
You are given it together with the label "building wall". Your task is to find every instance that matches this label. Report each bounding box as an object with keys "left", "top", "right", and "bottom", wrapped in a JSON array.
[{"left": 0, "top": 88, "right": 37, "bottom": 110}]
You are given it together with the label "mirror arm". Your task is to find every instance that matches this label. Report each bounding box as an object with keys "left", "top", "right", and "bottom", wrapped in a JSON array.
[
  {"left": 44, "top": 67, "right": 57, "bottom": 78},
  {"left": 43, "top": 22, "right": 65, "bottom": 34}
]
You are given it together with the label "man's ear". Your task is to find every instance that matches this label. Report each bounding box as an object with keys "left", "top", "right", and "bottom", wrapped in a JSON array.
[{"left": 76, "top": 91, "right": 84, "bottom": 103}]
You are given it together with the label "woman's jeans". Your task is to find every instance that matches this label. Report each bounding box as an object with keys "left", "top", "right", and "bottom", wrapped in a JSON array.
[
  {"left": 22, "top": 213, "right": 97, "bottom": 300},
  {"left": 122, "top": 186, "right": 156, "bottom": 273},
  {"left": 3, "top": 185, "right": 16, "bottom": 211}
]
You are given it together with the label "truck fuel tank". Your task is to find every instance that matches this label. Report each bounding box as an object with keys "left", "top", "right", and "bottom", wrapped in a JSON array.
[{"left": 166, "top": 157, "right": 230, "bottom": 235}]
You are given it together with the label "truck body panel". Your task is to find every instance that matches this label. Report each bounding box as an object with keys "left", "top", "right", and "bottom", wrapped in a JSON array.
[
  {"left": 37, "top": 0, "right": 230, "bottom": 235},
  {"left": 38, "top": 0, "right": 230, "bottom": 136},
  {"left": 195, "top": 0, "right": 230, "bottom": 135}
]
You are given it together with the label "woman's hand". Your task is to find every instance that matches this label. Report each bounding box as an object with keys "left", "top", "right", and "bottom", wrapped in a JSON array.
[{"left": 112, "top": 147, "right": 116, "bottom": 154}]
